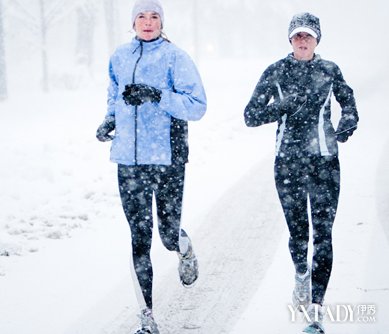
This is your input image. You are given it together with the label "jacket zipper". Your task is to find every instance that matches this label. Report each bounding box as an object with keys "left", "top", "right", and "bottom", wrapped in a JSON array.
[{"left": 131, "top": 41, "right": 143, "bottom": 165}]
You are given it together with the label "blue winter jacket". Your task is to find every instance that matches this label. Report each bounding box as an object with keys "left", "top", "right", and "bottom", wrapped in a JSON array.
[{"left": 106, "top": 37, "right": 207, "bottom": 166}]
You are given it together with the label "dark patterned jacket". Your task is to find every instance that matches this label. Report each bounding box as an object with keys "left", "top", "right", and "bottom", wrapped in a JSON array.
[{"left": 244, "top": 54, "right": 359, "bottom": 158}]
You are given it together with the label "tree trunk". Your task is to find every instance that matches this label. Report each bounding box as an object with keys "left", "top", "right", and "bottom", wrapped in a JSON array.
[
  {"left": 103, "top": 0, "right": 119, "bottom": 56},
  {"left": 39, "top": 0, "right": 48, "bottom": 91},
  {"left": 75, "top": 1, "right": 95, "bottom": 67},
  {"left": 192, "top": 0, "right": 199, "bottom": 63},
  {"left": 0, "top": 0, "right": 7, "bottom": 100}
]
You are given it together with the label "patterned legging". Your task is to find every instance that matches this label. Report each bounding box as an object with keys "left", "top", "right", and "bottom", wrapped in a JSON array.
[
  {"left": 275, "top": 156, "right": 340, "bottom": 305},
  {"left": 118, "top": 163, "right": 188, "bottom": 310}
]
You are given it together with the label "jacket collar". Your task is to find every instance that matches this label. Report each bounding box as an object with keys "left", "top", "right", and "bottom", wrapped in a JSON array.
[
  {"left": 287, "top": 52, "right": 321, "bottom": 65},
  {"left": 131, "top": 36, "right": 164, "bottom": 53}
]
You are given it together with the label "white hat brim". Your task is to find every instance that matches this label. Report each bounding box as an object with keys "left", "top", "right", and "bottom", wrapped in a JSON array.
[{"left": 289, "top": 27, "right": 318, "bottom": 39}]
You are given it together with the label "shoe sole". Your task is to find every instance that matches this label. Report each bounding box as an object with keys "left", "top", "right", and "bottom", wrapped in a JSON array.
[
  {"left": 302, "top": 322, "right": 325, "bottom": 334},
  {"left": 181, "top": 275, "right": 199, "bottom": 288}
]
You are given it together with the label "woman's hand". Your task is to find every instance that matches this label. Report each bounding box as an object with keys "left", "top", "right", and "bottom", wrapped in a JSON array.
[
  {"left": 96, "top": 116, "right": 115, "bottom": 142},
  {"left": 122, "top": 83, "right": 162, "bottom": 106},
  {"left": 279, "top": 93, "right": 307, "bottom": 116}
]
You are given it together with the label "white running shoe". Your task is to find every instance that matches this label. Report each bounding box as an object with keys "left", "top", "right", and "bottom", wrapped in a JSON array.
[
  {"left": 302, "top": 303, "right": 325, "bottom": 334},
  {"left": 178, "top": 240, "right": 199, "bottom": 287},
  {"left": 292, "top": 268, "right": 311, "bottom": 309},
  {"left": 134, "top": 308, "right": 160, "bottom": 334}
]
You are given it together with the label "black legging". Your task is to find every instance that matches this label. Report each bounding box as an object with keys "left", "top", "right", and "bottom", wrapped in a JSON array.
[
  {"left": 118, "top": 163, "right": 188, "bottom": 309},
  {"left": 274, "top": 156, "right": 340, "bottom": 305}
]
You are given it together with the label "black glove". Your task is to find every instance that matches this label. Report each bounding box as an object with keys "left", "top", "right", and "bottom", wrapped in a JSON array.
[
  {"left": 96, "top": 116, "right": 115, "bottom": 142},
  {"left": 122, "top": 84, "right": 142, "bottom": 106},
  {"left": 278, "top": 93, "right": 307, "bottom": 116},
  {"left": 336, "top": 116, "right": 357, "bottom": 143},
  {"left": 122, "top": 83, "right": 162, "bottom": 106},
  {"left": 335, "top": 127, "right": 356, "bottom": 143}
]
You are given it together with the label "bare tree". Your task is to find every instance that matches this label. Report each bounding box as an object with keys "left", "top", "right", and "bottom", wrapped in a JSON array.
[
  {"left": 38, "top": 0, "right": 49, "bottom": 91},
  {"left": 192, "top": 0, "right": 199, "bottom": 63},
  {"left": 0, "top": 0, "right": 7, "bottom": 100},
  {"left": 103, "top": 0, "right": 119, "bottom": 56},
  {"left": 75, "top": 0, "right": 96, "bottom": 68},
  {"left": 10, "top": 0, "right": 78, "bottom": 92}
]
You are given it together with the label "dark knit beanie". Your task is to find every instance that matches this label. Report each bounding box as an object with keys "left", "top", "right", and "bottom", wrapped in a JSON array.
[{"left": 288, "top": 12, "right": 321, "bottom": 44}]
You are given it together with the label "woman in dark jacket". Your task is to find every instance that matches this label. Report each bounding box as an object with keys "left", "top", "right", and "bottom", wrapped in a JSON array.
[
  {"left": 96, "top": 0, "right": 206, "bottom": 333},
  {"left": 244, "top": 12, "right": 358, "bottom": 334}
]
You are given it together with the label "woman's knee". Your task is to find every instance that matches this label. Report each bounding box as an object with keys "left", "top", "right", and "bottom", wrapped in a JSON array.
[{"left": 160, "top": 231, "right": 179, "bottom": 251}]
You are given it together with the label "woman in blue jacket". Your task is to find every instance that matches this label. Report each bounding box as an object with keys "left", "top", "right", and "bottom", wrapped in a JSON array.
[
  {"left": 96, "top": 1, "right": 206, "bottom": 332},
  {"left": 244, "top": 13, "right": 358, "bottom": 334}
]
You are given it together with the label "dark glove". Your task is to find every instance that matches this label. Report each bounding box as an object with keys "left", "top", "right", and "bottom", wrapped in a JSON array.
[
  {"left": 335, "top": 127, "right": 356, "bottom": 143},
  {"left": 278, "top": 93, "right": 307, "bottom": 116},
  {"left": 122, "top": 83, "right": 162, "bottom": 106},
  {"left": 122, "top": 84, "right": 142, "bottom": 106},
  {"left": 96, "top": 116, "right": 115, "bottom": 142},
  {"left": 336, "top": 116, "right": 357, "bottom": 143}
]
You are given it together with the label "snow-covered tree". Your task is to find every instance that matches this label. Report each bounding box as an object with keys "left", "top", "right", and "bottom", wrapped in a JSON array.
[
  {"left": 38, "top": 0, "right": 49, "bottom": 91},
  {"left": 10, "top": 0, "right": 78, "bottom": 92},
  {"left": 0, "top": 0, "right": 7, "bottom": 100},
  {"left": 103, "top": 0, "right": 119, "bottom": 56},
  {"left": 75, "top": 0, "right": 96, "bottom": 68}
]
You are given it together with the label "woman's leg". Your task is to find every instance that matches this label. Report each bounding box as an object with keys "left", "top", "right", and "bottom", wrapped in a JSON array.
[
  {"left": 308, "top": 157, "right": 340, "bottom": 305},
  {"left": 118, "top": 164, "right": 154, "bottom": 310},
  {"left": 154, "top": 164, "right": 187, "bottom": 254},
  {"left": 154, "top": 164, "right": 198, "bottom": 286},
  {"left": 275, "top": 157, "right": 310, "bottom": 274}
]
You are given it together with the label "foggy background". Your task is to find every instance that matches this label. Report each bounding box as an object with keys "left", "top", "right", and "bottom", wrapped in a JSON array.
[{"left": 0, "top": 0, "right": 388, "bottom": 99}]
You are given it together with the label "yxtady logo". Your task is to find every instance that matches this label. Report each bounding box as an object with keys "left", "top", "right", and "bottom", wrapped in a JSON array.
[{"left": 288, "top": 304, "right": 376, "bottom": 323}]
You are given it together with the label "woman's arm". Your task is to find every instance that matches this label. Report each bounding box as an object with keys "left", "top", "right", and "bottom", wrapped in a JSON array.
[
  {"left": 333, "top": 64, "right": 359, "bottom": 142},
  {"left": 158, "top": 51, "right": 207, "bottom": 121},
  {"left": 244, "top": 68, "right": 281, "bottom": 127}
]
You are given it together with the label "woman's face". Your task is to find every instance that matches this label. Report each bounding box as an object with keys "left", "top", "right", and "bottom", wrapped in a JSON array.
[
  {"left": 291, "top": 32, "right": 317, "bottom": 61},
  {"left": 134, "top": 11, "right": 162, "bottom": 41}
]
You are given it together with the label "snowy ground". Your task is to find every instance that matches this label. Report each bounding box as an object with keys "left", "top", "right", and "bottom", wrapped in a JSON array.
[{"left": 0, "top": 58, "right": 388, "bottom": 334}]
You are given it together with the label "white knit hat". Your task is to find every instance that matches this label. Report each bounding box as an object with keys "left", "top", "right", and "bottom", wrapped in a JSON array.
[{"left": 132, "top": 0, "right": 164, "bottom": 27}]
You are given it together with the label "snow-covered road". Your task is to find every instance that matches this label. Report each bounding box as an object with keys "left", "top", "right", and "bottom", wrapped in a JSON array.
[{"left": 100, "top": 156, "right": 285, "bottom": 334}]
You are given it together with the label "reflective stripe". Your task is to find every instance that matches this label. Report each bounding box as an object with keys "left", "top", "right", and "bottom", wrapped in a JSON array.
[
  {"left": 318, "top": 84, "right": 333, "bottom": 156},
  {"left": 275, "top": 82, "right": 287, "bottom": 156},
  {"left": 275, "top": 114, "right": 287, "bottom": 156},
  {"left": 129, "top": 253, "right": 147, "bottom": 310},
  {"left": 275, "top": 81, "right": 284, "bottom": 100},
  {"left": 179, "top": 232, "right": 189, "bottom": 255}
]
